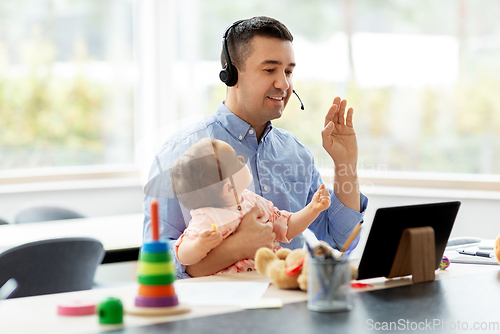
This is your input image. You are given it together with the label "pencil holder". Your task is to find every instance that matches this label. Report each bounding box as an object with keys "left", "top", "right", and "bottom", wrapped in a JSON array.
[{"left": 307, "top": 257, "right": 352, "bottom": 312}]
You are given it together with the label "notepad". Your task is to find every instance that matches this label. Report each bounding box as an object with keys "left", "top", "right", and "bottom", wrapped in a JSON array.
[
  {"left": 174, "top": 281, "right": 270, "bottom": 306},
  {"left": 444, "top": 238, "right": 498, "bottom": 265},
  {"left": 239, "top": 298, "right": 283, "bottom": 309},
  {"left": 444, "top": 248, "right": 498, "bottom": 265},
  {"left": 477, "top": 239, "right": 495, "bottom": 250}
]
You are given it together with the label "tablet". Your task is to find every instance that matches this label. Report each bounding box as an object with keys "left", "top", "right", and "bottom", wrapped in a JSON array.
[{"left": 357, "top": 201, "right": 461, "bottom": 280}]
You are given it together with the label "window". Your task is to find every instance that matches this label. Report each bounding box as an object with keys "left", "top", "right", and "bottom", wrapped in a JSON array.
[
  {"left": 152, "top": 0, "right": 500, "bottom": 191},
  {"left": 4, "top": 0, "right": 500, "bottom": 191},
  {"left": 0, "top": 0, "right": 135, "bottom": 172}
]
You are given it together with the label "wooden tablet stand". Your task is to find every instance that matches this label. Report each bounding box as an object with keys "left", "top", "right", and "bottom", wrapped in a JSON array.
[{"left": 387, "top": 226, "right": 436, "bottom": 283}]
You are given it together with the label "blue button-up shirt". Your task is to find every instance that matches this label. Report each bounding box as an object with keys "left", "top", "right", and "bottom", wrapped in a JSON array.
[{"left": 143, "top": 101, "right": 368, "bottom": 278}]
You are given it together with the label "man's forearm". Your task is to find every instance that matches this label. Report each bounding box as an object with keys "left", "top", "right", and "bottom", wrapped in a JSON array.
[
  {"left": 333, "top": 163, "right": 360, "bottom": 212},
  {"left": 185, "top": 233, "right": 244, "bottom": 277}
]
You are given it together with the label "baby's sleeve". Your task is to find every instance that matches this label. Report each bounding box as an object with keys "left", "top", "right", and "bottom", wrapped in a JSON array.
[{"left": 174, "top": 213, "right": 214, "bottom": 265}]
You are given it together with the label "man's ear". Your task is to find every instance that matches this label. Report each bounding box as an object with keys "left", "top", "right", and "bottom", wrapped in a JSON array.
[{"left": 221, "top": 181, "right": 233, "bottom": 197}]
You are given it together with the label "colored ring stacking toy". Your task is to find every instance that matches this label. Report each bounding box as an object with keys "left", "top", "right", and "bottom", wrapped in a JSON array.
[
  {"left": 138, "top": 284, "right": 176, "bottom": 297},
  {"left": 138, "top": 261, "right": 175, "bottom": 275},
  {"left": 137, "top": 273, "right": 176, "bottom": 286},
  {"left": 136, "top": 245, "right": 178, "bottom": 307},
  {"left": 135, "top": 295, "right": 179, "bottom": 308},
  {"left": 136, "top": 241, "right": 178, "bottom": 308},
  {"left": 57, "top": 300, "right": 96, "bottom": 316},
  {"left": 142, "top": 241, "right": 168, "bottom": 253},
  {"left": 139, "top": 251, "right": 171, "bottom": 263},
  {"left": 129, "top": 200, "right": 189, "bottom": 315}
]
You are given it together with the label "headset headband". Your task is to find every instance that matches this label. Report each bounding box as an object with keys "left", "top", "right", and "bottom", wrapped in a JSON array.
[{"left": 219, "top": 19, "right": 245, "bottom": 87}]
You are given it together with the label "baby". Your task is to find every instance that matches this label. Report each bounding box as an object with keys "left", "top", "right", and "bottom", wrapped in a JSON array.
[{"left": 172, "top": 138, "right": 331, "bottom": 275}]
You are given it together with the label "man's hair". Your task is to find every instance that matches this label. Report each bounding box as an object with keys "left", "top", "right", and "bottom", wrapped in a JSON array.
[{"left": 220, "top": 16, "right": 293, "bottom": 71}]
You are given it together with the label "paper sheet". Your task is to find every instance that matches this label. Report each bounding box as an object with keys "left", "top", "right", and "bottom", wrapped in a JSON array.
[
  {"left": 444, "top": 248, "right": 499, "bottom": 265},
  {"left": 174, "top": 281, "right": 270, "bottom": 306}
]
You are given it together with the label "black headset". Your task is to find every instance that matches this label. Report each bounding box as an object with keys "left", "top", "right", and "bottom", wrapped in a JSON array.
[
  {"left": 219, "top": 20, "right": 245, "bottom": 87},
  {"left": 219, "top": 19, "right": 304, "bottom": 110}
]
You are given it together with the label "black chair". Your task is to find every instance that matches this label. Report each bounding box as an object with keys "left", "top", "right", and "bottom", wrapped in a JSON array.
[
  {"left": 14, "top": 206, "right": 85, "bottom": 224},
  {"left": 0, "top": 237, "right": 105, "bottom": 298}
]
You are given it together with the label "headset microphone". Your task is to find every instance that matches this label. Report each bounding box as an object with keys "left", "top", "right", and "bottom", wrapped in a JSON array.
[{"left": 293, "top": 90, "right": 305, "bottom": 110}]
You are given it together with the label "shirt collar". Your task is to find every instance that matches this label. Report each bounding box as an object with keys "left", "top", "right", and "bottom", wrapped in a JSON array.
[
  {"left": 261, "top": 122, "right": 273, "bottom": 141},
  {"left": 215, "top": 101, "right": 273, "bottom": 142}
]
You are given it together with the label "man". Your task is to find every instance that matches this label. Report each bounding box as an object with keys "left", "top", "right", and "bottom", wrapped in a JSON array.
[{"left": 143, "top": 16, "right": 367, "bottom": 278}]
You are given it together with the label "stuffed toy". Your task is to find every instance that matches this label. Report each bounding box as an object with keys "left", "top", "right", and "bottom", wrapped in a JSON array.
[
  {"left": 494, "top": 234, "right": 500, "bottom": 264},
  {"left": 255, "top": 242, "right": 358, "bottom": 291},
  {"left": 255, "top": 247, "right": 309, "bottom": 290}
]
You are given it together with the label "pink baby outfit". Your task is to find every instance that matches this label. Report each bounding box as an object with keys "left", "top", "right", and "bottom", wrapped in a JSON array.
[{"left": 175, "top": 189, "right": 291, "bottom": 275}]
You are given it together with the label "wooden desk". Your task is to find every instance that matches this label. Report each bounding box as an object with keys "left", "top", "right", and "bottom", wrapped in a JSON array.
[
  {"left": 1, "top": 264, "right": 499, "bottom": 334},
  {"left": 0, "top": 213, "right": 144, "bottom": 263}
]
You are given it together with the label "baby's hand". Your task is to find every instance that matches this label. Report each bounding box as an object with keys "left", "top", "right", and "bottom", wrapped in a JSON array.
[
  {"left": 197, "top": 229, "right": 223, "bottom": 250},
  {"left": 311, "top": 184, "right": 331, "bottom": 212}
]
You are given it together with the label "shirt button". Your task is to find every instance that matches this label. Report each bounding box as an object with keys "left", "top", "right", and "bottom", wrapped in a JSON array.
[
  {"left": 239, "top": 135, "right": 243, "bottom": 140},
  {"left": 264, "top": 185, "right": 269, "bottom": 191},
  {"left": 249, "top": 130, "right": 254, "bottom": 134}
]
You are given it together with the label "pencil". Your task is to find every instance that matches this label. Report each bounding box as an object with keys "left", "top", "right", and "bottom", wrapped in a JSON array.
[{"left": 340, "top": 222, "right": 361, "bottom": 253}]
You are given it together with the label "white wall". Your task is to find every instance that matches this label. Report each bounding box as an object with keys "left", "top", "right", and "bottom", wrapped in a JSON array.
[{"left": 0, "top": 179, "right": 144, "bottom": 224}]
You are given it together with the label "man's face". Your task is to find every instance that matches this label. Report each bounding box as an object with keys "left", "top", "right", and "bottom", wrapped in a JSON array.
[{"left": 233, "top": 35, "right": 295, "bottom": 126}]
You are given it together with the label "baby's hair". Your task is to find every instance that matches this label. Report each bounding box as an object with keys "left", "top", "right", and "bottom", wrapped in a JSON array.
[{"left": 171, "top": 138, "right": 234, "bottom": 210}]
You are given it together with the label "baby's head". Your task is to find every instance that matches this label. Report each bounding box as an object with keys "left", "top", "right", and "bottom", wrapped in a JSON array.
[{"left": 171, "top": 138, "right": 252, "bottom": 210}]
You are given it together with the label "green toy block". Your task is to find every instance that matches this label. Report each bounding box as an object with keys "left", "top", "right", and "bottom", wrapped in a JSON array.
[{"left": 97, "top": 297, "right": 123, "bottom": 324}]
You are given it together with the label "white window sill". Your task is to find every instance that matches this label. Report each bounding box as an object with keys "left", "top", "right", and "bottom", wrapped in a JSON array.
[
  {"left": 361, "top": 185, "right": 500, "bottom": 200},
  {"left": 0, "top": 165, "right": 142, "bottom": 194},
  {"left": 320, "top": 169, "right": 500, "bottom": 200},
  {"left": 1, "top": 166, "right": 500, "bottom": 200}
]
